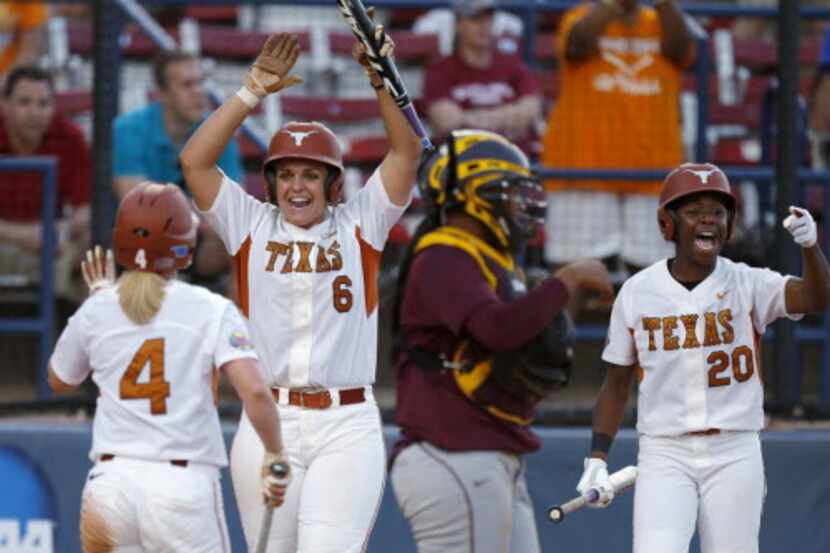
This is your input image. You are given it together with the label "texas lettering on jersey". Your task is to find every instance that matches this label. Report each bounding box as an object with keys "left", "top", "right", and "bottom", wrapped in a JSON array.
[
  {"left": 639, "top": 308, "right": 756, "bottom": 388},
  {"left": 264, "top": 240, "right": 342, "bottom": 274},
  {"left": 641, "top": 309, "right": 734, "bottom": 351}
]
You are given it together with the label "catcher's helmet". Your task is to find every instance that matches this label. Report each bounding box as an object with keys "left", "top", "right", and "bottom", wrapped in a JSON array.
[
  {"left": 418, "top": 129, "right": 546, "bottom": 250},
  {"left": 262, "top": 121, "right": 345, "bottom": 205},
  {"left": 657, "top": 162, "right": 736, "bottom": 241},
  {"left": 112, "top": 181, "right": 197, "bottom": 273}
]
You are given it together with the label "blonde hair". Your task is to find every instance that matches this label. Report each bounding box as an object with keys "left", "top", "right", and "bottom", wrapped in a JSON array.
[{"left": 117, "top": 271, "right": 168, "bottom": 325}]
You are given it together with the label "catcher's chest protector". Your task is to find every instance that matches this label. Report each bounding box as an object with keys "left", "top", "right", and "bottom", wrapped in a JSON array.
[{"left": 413, "top": 226, "right": 538, "bottom": 426}]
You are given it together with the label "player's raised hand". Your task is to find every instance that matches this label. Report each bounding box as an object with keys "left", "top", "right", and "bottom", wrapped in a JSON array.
[
  {"left": 352, "top": 25, "right": 395, "bottom": 85},
  {"left": 81, "top": 245, "right": 115, "bottom": 295},
  {"left": 261, "top": 451, "right": 291, "bottom": 508},
  {"left": 245, "top": 33, "right": 304, "bottom": 99},
  {"left": 576, "top": 457, "right": 615, "bottom": 508},
  {"left": 782, "top": 206, "right": 817, "bottom": 248},
  {"left": 553, "top": 259, "right": 615, "bottom": 302}
]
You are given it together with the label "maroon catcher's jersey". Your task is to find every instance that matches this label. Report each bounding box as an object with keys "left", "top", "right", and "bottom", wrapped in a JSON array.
[{"left": 392, "top": 236, "right": 569, "bottom": 461}]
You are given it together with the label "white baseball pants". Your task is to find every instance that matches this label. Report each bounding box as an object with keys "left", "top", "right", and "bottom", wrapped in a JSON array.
[
  {"left": 231, "top": 399, "right": 386, "bottom": 553},
  {"left": 634, "top": 431, "right": 765, "bottom": 553},
  {"left": 79, "top": 456, "right": 230, "bottom": 553}
]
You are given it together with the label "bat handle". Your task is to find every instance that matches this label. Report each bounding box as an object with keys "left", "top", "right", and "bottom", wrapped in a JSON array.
[
  {"left": 399, "top": 103, "right": 434, "bottom": 150},
  {"left": 255, "top": 461, "right": 289, "bottom": 553}
]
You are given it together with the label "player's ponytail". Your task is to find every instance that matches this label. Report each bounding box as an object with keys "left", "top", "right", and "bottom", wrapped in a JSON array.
[{"left": 117, "top": 271, "right": 168, "bottom": 325}]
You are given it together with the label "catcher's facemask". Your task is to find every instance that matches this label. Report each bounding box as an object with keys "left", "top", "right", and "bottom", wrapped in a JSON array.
[{"left": 476, "top": 173, "right": 547, "bottom": 250}]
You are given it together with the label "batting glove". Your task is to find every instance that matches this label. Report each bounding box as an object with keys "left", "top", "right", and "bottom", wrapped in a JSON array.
[
  {"left": 261, "top": 451, "right": 291, "bottom": 508},
  {"left": 81, "top": 245, "right": 115, "bottom": 295},
  {"left": 352, "top": 25, "right": 395, "bottom": 86},
  {"left": 782, "top": 206, "right": 817, "bottom": 248},
  {"left": 240, "top": 33, "right": 304, "bottom": 106},
  {"left": 576, "top": 457, "right": 615, "bottom": 508}
]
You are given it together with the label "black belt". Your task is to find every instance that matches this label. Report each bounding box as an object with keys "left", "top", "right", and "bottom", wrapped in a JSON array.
[{"left": 99, "top": 453, "right": 188, "bottom": 467}]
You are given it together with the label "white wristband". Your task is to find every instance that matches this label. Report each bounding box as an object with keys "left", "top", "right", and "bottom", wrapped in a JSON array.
[{"left": 236, "top": 86, "right": 261, "bottom": 109}]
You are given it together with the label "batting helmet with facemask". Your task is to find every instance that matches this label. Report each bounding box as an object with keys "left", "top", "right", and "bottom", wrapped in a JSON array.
[
  {"left": 418, "top": 129, "right": 546, "bottom": 251},
  {"left": 262, "top": 121, "right": 345, "bottom": 205},
  {"left": 112, "top": 181, "right": 197, "bottom": 273},
  {"left": 658, "top": 162, "right": 737, "bottom": 241}
]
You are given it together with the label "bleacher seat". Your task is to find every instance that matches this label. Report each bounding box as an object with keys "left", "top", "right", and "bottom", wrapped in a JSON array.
[
  {"left": 327, "top": 30, "right": 440, "bottom": 63},
  {"left": 730, "top": 36, "right": 821, "bottom": 71},
  {"left": 183, "top": 5, "right": 238, "bottom": 25},
  {"left": 55, "top": 90, "right": 93, "bottom": 118},
  {"left": 711, "top": 137, "right": 762, "bottom": 165},
  {"left": 200, "top": 25, "right": 310, "bottom": 59}
]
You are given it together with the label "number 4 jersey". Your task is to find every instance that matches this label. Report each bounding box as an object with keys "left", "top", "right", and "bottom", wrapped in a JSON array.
[
  {"left": 602, "top": 257, "right": 803, "bottom": 436},
  {"left": 200, "top": 169, "right": 407, "bottom": 389},
  {"left": 49, "top": 280, "right": 258, "bottom": 466}
]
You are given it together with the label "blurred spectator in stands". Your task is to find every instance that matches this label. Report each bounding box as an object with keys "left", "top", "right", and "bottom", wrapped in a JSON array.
[
  {"left": 541, "top": 0, "right": 695, "bottom": 277},
  {"left": 412, "top": 0, "right": 523, "bottom": 56},
  {"left": 0, "top": 1, "right": 47, "bottom": 78},
  {"left": 0, "top": 66, "right": 89, "bottom": 301},
  {"left": 421, "top": 0, "right": 542, "bottom": 157},
  {"left": 113, "top": 50, "right": 243, "bottom": 289}
]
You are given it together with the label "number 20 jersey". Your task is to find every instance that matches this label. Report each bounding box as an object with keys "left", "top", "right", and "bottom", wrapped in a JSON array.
[
  {"left": 202, "top": 169, "right": 407, "bottom": 389},
  {"left": 49, "top": 280, "right": 259, "bottom": 466},
  {"left": 602, "top": 257, "right": 802, "bottom": 436}
]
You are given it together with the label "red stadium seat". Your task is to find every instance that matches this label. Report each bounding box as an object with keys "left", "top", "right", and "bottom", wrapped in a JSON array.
[
  {"left": 67, "top": 21, "right": 310, "bottom": 60},
  {"left": 729, "top": 36, "right": 821, "bottom": 71},
  {"left": 68, "top": 20, "right": 172, "bottom": 57},
  {"left": 281, "top": 96, "right": 380, "bottom": 122},
  {"left": 183, "top": 6, "right": 238, "bottom": 24},
  {"left": 345, "top": 135, "right": 387, "bottom": 165},
  {"left": 55, "top": 90, "right": 93, "bottom": 118},
  {"left": 200, "top": 26, "right": 310, "bottom": 59},
  {"left": 711, "top": 137, "right": 762, "bottom": 166},
  {"left": 328, "top": 30, "right": 440, "bottom": 62}
]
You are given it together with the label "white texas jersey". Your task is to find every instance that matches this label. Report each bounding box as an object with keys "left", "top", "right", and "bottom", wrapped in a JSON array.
[
  {"left": 49, "top": 280, "right": 258, "bottom": 466},
  {"left": 201, "top": 168, "right": 408, "bottom": 388},
  {"left": 602, "top": 257, "right": 802, "bottom": 436}
]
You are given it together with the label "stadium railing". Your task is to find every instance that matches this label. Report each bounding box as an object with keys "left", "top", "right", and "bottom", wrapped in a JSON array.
[{"left": 0, "top": 157, "right": 57, "bottom": 400}]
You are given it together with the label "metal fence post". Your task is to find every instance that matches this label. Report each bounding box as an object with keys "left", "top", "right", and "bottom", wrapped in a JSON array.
[
  {"left": 0, "top": 157, "right": 57, "bottom": 400},
  {"left": 771, "top": 0, "right": 801, "bottom": 414}
]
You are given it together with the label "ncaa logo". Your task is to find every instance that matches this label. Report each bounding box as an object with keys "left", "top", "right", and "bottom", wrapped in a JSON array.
[{"left": 0, "top": 446, "right": 56, "bottom": 553}]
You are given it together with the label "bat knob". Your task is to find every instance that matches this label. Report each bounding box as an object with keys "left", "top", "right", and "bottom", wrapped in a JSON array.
[
  {"left": 548, "top": 507, "right": 564, "bottom": 523},
  {"left": 269, "top": 461, "right": 289, "bottom": 480}
]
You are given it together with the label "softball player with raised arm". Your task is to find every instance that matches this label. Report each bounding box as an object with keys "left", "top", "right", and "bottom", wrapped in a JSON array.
[
  {"left": 576, "top": 162, "right": 830, "bottom": 553},
  {"left": 179, "top": 30, "right": 422, "bottom": 553},
  {"left": 47, "top": 182, "right": 289, "bottom": 553}
]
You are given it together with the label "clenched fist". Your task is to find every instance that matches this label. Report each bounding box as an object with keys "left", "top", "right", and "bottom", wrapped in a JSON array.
[
  {"left": 782, "top": 206, "right": 817, "bottom": 248},
  {"left": 261, "top": 451, "right": 291, "bottom": 508}
]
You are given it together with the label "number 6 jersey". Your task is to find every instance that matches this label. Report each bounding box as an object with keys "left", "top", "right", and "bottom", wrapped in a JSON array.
[
  {"left": 49, "top": 281, "right": 259, "bottom": 466},
  {"left": 602, "top": 257, "right": 803, "bottom": 436},
  {"left": 201, "top": 169, "right": 408, "bottom": 389}
]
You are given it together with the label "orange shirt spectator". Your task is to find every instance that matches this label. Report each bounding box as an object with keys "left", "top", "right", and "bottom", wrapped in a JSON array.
[
  {"left": 542, "top": 2, "right": 691, "bottom": 195},
  {"left": 540, "top": 0, "right": 695, "bottom": 272},
  {"left": 0, "top": 1, "right": 48, "bottom": 76}
]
